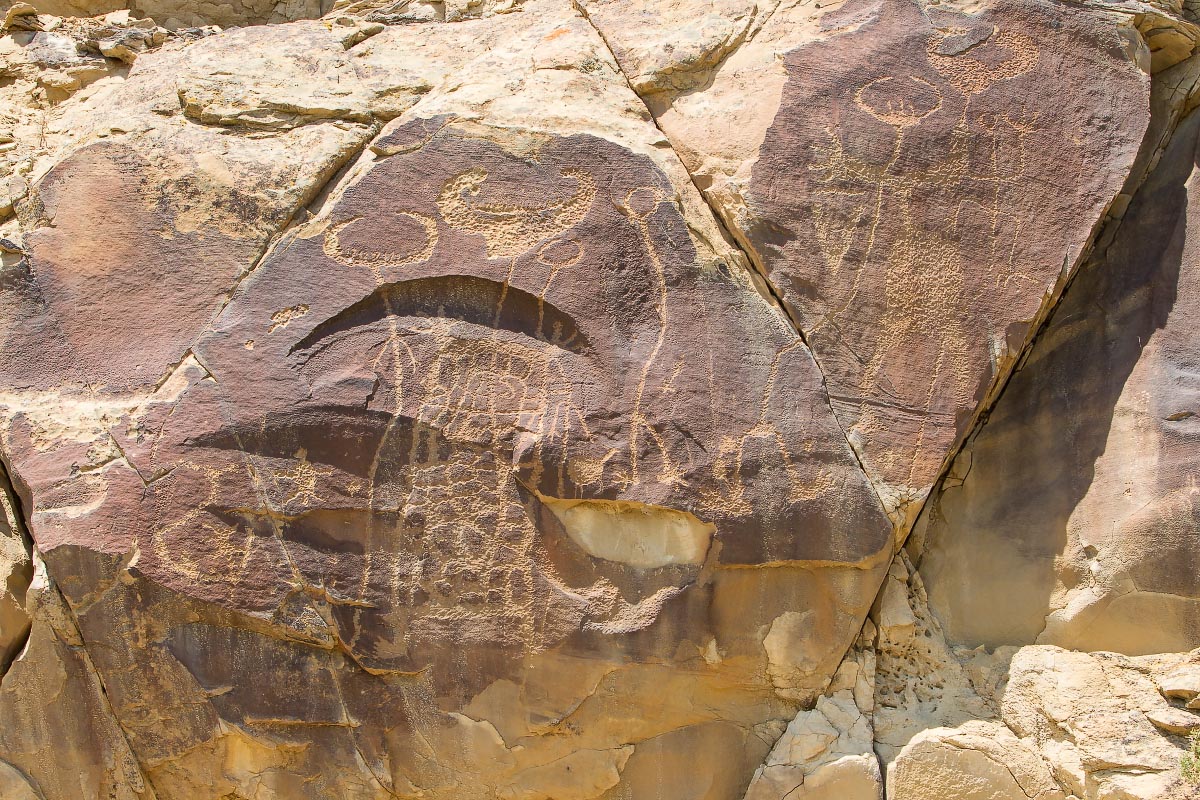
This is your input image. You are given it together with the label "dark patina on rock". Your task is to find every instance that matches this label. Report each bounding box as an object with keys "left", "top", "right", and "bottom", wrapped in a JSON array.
[{"left": 747, "top": 0, "right": 1148, "bottom": 510}]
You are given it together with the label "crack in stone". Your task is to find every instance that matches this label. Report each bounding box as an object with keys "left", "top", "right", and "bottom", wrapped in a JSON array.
[
  {"left": 201, "top": 121, "right": 385, "bottom": 341},
  {"left": 0, "top": 459, "right": 31, "bottom": 684},
  {"left": 571, "top": 0, "right": 894, "bottom": 527},
  {"left": 908, "top": 49, "right": 1200, "bottom": 562},
  {"left": 0, "top": 452, "right": 162, "bottom": 798}
]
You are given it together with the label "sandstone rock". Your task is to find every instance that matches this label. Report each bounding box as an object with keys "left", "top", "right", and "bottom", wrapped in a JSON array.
[
  {"left": 1, "top": 2, "right": 37, "bottom": 30},
  {"left": 851, "top": 535, "right": 1199, "bottom": 800},
  {"left": 744, "top": 628, "right": 883, "bottom": 800},
  {"left": 0, "top": 760, "right": 39, "bottom": 800},
  {"left": 1137, "top": 9, "right": 1200, "bottom": 72},
  {"left": 0, "top": 554, "right": 152, "bottom": 800},
  {"left": 888, "top": 721, "right": 1066, "bottom": 800},
  {"left": 583, "top": 0, "right": 1152, "bottom": 526},
  {"left": 1145, "top": 705, "right": 1200, "bottom": 734},
  {"left": 916, "top": 72, "right": 1200, "bottom": 655},
  {"left": 577, "top": 0, "right": 761, "bottom": 96},
  {"left": 0, "top": 463, "right": 30, "bottom": 675},
  {"left": 1159, "top": 661, "right": 1200, "bottom": 701},
  {"left": 0, "top": 3, "right": 895, "bottom": 796},
  {"left": 329, "top": 0, "right": 523, "bottom": 23},
  {"left": 857, "top": 560, "right": 1198, "bottom": 800},
  {"left": 746, "top": 755, "right": 882, "bottom": 800},
  {"left": 0, "top": 0, "right": 333, "bottom": 28},
  {"left": 0, "top": 0, "right": 1196, "bottom": 797},
  {"left": 1002, "top": 647, "right": 1196, "bottom": 800},
  {"left": 174, "top": 22, "right": 379, "bottom": 128},
  {"left": 871, "top": 552, "right": 990, "bottom": 763}
]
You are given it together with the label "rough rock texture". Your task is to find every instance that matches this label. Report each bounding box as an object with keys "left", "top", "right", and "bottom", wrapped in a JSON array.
[
  {"left": 1, "top": 0, "right": 333, "bottom": 28},
  {"left": 915, "top": 54, "right": 1200, "bottom": 655},
  {"left": 583, "top": 0, "right": 1154, "bottom": 524},
  {"left": 0, "top": 0, "right": 1198, "bottom": 798},
  {"left": 2, "top": 2, "right": 892, "bottom": 797},
  {"left": 871, "top": 552, "right": 1200, "bottom": 800}
]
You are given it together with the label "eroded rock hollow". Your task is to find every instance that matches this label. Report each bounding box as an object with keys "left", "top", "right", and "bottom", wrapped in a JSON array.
[{"left": 0, "top": 0, "right": 1197, "bottom": 796}]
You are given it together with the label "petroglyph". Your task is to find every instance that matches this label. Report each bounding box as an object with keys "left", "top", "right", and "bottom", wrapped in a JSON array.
[
  {"left": 804, "top": 27, "right": 1044, "bottom": 489},
  {"left": 0, "top": 3, "right": 1174, "bottom": 798},
  {"left": 0, "top": 9, "right": 930, "bottom": 795},
  {"left": 853, "top": 75, "right": 943, "bottom": 128},
  {"left": 268, "top": 304, "right": 309, "bottom": 333},
  {"left": 436, "top": 167, "right": 597, "bottom": 259},
  {"left": 323, "top": 211, "right": 439, "bottom": 272},
  {"left": 111, "top": 123, "right": 889, "bottom": 681},
  {"left": 746, "top": 0, "right": 1148, "bottom": 510},
  {"left": 926, "top": 26, "right": 1039, "bottom": 97}
]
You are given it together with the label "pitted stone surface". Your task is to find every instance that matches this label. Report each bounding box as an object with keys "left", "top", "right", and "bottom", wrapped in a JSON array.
[{"left": 0, "top": 0, "right": 1196, "bottom": 798}]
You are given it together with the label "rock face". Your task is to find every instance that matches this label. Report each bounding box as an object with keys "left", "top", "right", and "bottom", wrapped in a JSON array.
[
  {"left": 916, "top": 63, "right": 1200, "bottom": 655},
  {"left": 585, "top": 0, "right": 1152, "bottom": 522},
  {"left": 0, "top": 0, "right": 1197, "bottom": 798}
]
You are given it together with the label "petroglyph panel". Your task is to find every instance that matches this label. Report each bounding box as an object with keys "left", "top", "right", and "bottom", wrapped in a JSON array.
[
  {"left": 722, "top": 0, "right": 1147, "bottom": 516},
  {"left": 0, "top": 100, "right": 891, "bottom": 795},
  {"left": 130, "top": 122, "right": 891, "bottom": 666},
  {"left": 916, "top": 104, "right": 1200, "bottom": 655}
]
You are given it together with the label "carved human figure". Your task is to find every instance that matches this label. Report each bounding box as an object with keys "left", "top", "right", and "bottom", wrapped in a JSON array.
[
  {"left": 745, "top": 0, "right": 1143, "bottom": 505},
  {"left": 130, "top": 122, "right": 888, "bottom": 693}
]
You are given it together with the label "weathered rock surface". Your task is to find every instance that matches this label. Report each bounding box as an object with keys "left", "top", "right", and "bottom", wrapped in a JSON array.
[
  {"left": 916, "top": 58, "right": 1200, "bottom": 655},
  {"left": 0, "top": 0, "right": 1198, "bottom": 798},
  {"left": 888, "top": 721, "right": 1066, "bottom": 800},
  {"left": 0, "top": 553, "right": 152, "bottom": 800},
  {"left": 870, "top": 548, "right": 1199, "bottom": 800},
  {"left": 0, "top": 462, "right": 29, "bottom": 675},
  {"left": 2, "top": 0, "right": 331, "bottom": 28},
  {"left": 743, "top": 624, "right": 883, "bottom": 800},
  {"left": 582, "top": 0, "right": 1153, "bottom": 524},
  {"left": 0, "top": 1, "right": 896, "bottom": 796}
]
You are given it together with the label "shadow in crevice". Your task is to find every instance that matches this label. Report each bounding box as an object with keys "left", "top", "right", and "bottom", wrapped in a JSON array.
[{"left": 290, "top": 275, "right": 590, "bottom": 357}]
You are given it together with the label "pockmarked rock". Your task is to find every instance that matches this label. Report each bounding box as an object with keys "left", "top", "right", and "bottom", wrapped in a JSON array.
[
  {"left": 585, "top": 0, "right": 1151, "bottom": 523},
  {"left": 866, "top": 540, "right": 1199, "bottom": 800},
  {"left": 0, "top": 3, "right": 894, "bottom": 796}
]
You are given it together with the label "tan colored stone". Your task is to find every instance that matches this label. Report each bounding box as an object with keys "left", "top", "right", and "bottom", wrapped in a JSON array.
[
  {"left": 1159, "top": 662, "right": 1200, "bottom": 701},
  {"left": 1, "top": 0, "right": 332, "bottom": 27},
  {"left": 1001, "top": 646, "right": 1198, "bottom": 800},
  {"left": 0, "top": 0, "right": 1196, "bottom": 797},
  {"left": 1145, "top": 705, "right": 1200, "bottom": 734},
  {"left": 871, "top": 553, "right": 990, "bottom": 763},
  {"left": 0, "top": 760, "right": 39, "bottom": 800},
  {"left": 887, "top": 721, "right": 1066, "bottom": 800},
  {"left": 542, "top": 497, "right": 715, "bottom": 569},
  {"left": 174, "top": 22, "right": 378, "bottom": 129},
  {"left": 746, "top": 755, "right": 882, "bottom": 800},
  {"left": 578, "top": 0, "right": 764, "bottom": 95},
  {"left": 744, "top": 627, "right": 883, "bottom": 800},
  {"left": 1, "top": 2, "right": 36, "bottom": 29}
]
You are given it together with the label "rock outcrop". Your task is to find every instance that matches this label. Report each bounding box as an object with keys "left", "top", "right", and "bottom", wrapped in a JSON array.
[
  {"left": 0, "top": 0, "right": 1197, "bottom": 797},
  {"left": 915, "top": 50, "right": 1200, "bottom": 656},
  {"left": 584, "top": 0, "right": 1153, "bottom": 525}
]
